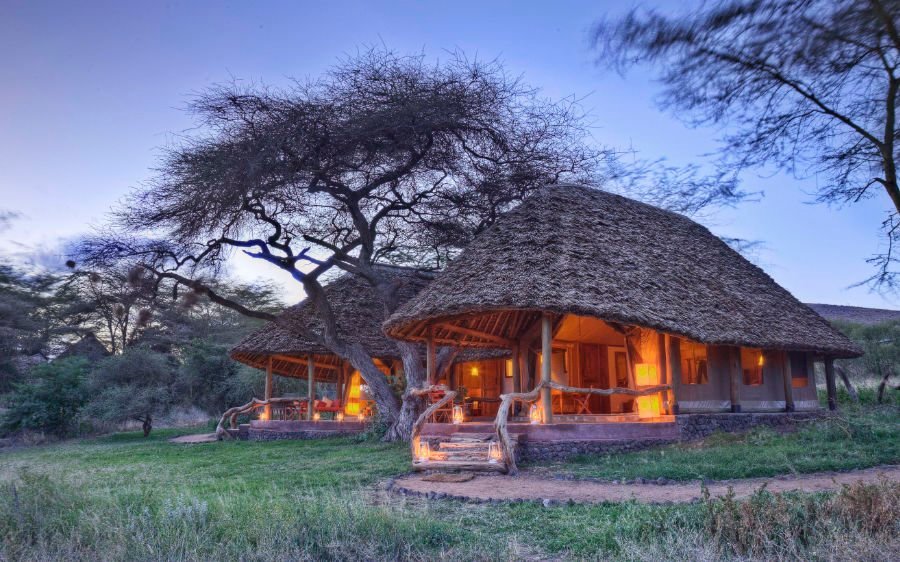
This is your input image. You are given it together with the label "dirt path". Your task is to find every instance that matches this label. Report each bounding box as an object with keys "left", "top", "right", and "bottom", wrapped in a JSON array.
[
  {"left": 392, "top": 465, "right": 900, "bottom": 504},
  {"left": 169, "top": 433, "right": 218, "bottom": 444}
]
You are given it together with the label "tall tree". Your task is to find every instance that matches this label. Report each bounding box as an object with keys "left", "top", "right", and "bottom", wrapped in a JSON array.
[
  {"left": 80, "top": 49, "right": 603, "bottom": 440},
  {"left": 593, "top": 0, "right": 900, "bottom": 289}
]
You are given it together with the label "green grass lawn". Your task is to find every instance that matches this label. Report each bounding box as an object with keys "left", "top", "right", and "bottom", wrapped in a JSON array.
[
  {"left": 0, "top": 401, "right": 896, "bottom": 560},
  {"left": 527, "top": 403, "right": 899, "bottom": 482}
]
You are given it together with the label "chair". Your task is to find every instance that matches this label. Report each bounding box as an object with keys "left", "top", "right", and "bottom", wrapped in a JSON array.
[{"left": 428, "top": 391, "right": 453, "bottom": 422}]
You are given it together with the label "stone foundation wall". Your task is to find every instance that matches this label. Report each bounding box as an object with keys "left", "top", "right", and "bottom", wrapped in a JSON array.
[
  {"left": 518, "top": 438, "right": 676, "bottom": 462},
  {"left": 515, "top": 411, "right": 826, "bottom": 462},
  {"left": 248, "top": 428, "right": 364, "bottom": 441},
  {"left": 676, "top": 411, "right": 825, "bottom": 441}
]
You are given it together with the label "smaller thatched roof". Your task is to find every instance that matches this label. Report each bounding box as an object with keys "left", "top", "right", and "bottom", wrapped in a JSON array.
[
  {"left": 384, "top": 184, "right": 862, "bottom": 358},
  {"left": 231, "top": 265, "right": 505, "bottom": 379},
  {"left": 57, "top": 333, "right": 110, "bottom": 362}
]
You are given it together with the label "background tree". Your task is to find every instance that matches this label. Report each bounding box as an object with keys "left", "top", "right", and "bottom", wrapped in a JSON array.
[
  {"left": 82, "top": 348, "right": 177, "bottom": 437},
  {"left": 1, "top": 358, "right": 89, "bottom": 438},
  {"left": 593, "top": 0, "right": 900, "bottom": 289}
]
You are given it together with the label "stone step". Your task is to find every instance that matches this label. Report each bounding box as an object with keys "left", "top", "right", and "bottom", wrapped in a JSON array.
[
  {"left": 439, "top": 441, "right": 493, "bottom": 450},
  {"left": 412, "top": 460, "right": 506, "bottom": 473}
]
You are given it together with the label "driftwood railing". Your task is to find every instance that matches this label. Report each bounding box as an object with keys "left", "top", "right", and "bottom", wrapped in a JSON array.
[
  {"left": 215, "top": 397, "right": 312, "bottom": 440},
  {"left": 408, "top": 384, "right": 457, "bottom": 462},
  {"left": 494, "top": 381, "right": 672, "bottom": 475}
]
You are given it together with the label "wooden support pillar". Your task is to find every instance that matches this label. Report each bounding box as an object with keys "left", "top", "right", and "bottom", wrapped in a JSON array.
[
  {"left": 656, "top": 332, "right": 669, "bottom": 414},
  {"left": 781, "top": 352, "right": 795, "bottom": 412},
  {"left": 337, "top": 363, "right": 345, "bottom": 406},
  {"left": 511, "top": 341, "right": 521, "bottom": 394},
  {"left": 307, "top": 356, "right": 315, "bottom": 420},
  {"left": 665, "top": 335, "right": 681, "bottom": 414},
  {"left": 263, "top": 356, "right": 273, "bottom": 419},
  {"left": 729, "top": 347, "right": 742, "bottom": 413},
  {"left": 824, "top": 356, "right": 838, "bottom": 411},
  {"left": 426, "top": 329, "right": 437, "bottom": 386},
  {"left": 541, "top": 313, "right": 553, "bottom": 424}
]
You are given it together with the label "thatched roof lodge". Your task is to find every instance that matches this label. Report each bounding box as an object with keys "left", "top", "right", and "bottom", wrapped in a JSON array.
[
  {"left": 385, "top": 184, "right": 860, "bottom": 428},
  {"left": 229, "top": 265, "right": 509, "bottom": 429}
]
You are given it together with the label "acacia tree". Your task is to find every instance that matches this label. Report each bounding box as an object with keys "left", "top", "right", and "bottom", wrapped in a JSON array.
[
  {"left": 81, "top": 50, "right": 605, "bottom": 440},
  {"left": 593, "top": 0, "right": 900, "bottom": 289}
]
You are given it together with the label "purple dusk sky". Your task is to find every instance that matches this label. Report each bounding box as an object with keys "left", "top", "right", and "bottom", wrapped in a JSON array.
[{"left": 0, "top": 0, "right": 895, "bottom": 308}]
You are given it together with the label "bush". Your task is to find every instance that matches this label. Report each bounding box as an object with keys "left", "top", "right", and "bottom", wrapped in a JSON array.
[
  {"left": 83, "top": 348, "right": 177, "bottom": 436},
  {"left": 0, "top": 358, "right": 90, "bottom": 438},
  {"left": 702, "top": 478, "right": 900, "bottom": 559}
]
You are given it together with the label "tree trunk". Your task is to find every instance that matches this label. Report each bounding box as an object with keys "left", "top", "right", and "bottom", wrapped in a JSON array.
[
  {"left": 877, "top": 368, "right": 894, "bottom": 403},
  {"left": 835, "top": 366, "right": 860, "bottom": 403},
  {"left": 386, "top": 341, "right": 427, "bottom": 441},
  {"left": 142, "top": 416, "right": 152, "bottom": 437}
]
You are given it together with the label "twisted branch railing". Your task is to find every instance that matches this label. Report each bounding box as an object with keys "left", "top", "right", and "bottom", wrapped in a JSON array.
[
  {"left": 408, "top": 384, "right": 457, "bottom": 462},
  {"left": 494, "top": 381, "right": 672, "bottom": 475},
  {"left": 215, "top": 397, "right": 309, "bottom": 440}
]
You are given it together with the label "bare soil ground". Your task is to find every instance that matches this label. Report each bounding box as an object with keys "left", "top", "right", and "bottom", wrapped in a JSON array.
[
  {"left": 393, "top": 465, "right": 900, "bottom": 504},
  {"left": 168, "top": 433, "right": 218, "bottom": 444}
]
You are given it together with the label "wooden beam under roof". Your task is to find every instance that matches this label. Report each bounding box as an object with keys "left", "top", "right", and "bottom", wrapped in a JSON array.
[
  {"left": 436, "top": 322, "right": 515, "bottom": 347},
  {"left": 272, "top": 354, "right": 340, "bottom": 370}
]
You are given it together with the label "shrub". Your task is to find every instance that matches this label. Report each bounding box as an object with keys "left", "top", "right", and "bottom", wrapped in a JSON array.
[
  {"left": 702, "top": 479, "right": 900, "bottom": 559},
  {"left": 0, "top": 358, "right": 90, "bottom": 438}
]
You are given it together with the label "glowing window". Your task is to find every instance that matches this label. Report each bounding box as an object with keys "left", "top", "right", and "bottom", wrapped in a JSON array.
[
  {"left": 680, "top": 341, "right": 708, "bottom": 385},
  {"left": 741, "top": 348, "right": 764, "bottom": 386}
]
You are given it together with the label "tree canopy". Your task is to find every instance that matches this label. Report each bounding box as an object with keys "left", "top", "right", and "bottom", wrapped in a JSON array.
[{"left": 593, "top": 0, "right": 900, "bottom": 290}]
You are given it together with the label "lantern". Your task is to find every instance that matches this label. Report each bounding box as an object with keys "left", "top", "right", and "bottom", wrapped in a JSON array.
[
  {"left": 258, "top": 408, "right": 269, "bottom": 421},
  {"left": 635, "top": 363, "right": 658, "bottom": 386},
  {"left": 312, "top": 412, "right": 321, "bottom": 422},
  {"left": 335, "top": 412, "right": 344, "bottom": 423},
  {"left": 358, "top": 412, "right": 367, "bottom": 422},
  {"left": 452, "top": 405, "right": 464, "bottom": 425},
  {"left": 529, "top": 403, "right": 542, "bottom": 425},
  {"left": 487, "top": 442, "right": 502, "bottom": 464},
  {"left": 416, "top": 440, "right": 431, "bottom": 462}
]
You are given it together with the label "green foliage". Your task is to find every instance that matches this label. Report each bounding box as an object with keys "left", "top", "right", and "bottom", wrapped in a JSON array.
[
  {"left": 834, "top": 319, "right": 900, "bottom": 381},
  {"left": 0, "top": 358, "right": 90, "bottom": 437},
  {"left": 82, "top": 349, "right": 177, "bottom": 433},
  {"left": 0, "top": 431, "right": 895, "bottom": 560}
]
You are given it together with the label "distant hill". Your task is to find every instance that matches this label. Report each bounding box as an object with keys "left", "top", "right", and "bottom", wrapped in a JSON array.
[{"left": 806, "top": 303, "right": 900, "bottom": 326}]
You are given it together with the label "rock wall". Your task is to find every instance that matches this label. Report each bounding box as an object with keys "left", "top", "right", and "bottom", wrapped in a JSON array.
[{"left": 516, "top": 411, "right": 826, "bottom": 462}]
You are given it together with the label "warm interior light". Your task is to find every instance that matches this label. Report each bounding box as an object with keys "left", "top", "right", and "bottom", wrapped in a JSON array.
[
  {"left": 637, "top": 395, "right": 661, "bottom": 419},
  {"left": 335, "top": 412, "right": 344, "bottom": 422},
  {"left": 757, "top": 353, "right": 765, "bottom": 367},
  {"left": 312, "top": 412, "right": 321, "bottom": 421},
  {"left": 487, "top": 442, "right": 502, "bottom": 464},
  {"left": 357, "top": 412, "right": 366, "bottom": 422},
  {"left": 529, "top": 403, "right": 542, "bottom": 425},
  {"left": 506, "top": 359, "right": 513, "bottom": 377},
  {"left": 345, "top": 372, "right": 362, "bottom": 415},
  {"left": 258, "top": 409, "right": 269, "bottom": 421},
  {"left": 635, "top": 363, "right": 658, "bottom": 386},
  {"left": 416, "top": 441, "right": 431, "bottom": 462},
  {"left": 471, "top": 366, "right": 479, "bottom": 377},
  {"left": 452, "top": 405, "right": 464, "bottom": 425}
]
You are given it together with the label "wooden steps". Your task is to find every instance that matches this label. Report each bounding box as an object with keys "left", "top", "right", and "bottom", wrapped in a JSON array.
[{"left": 412, "top": 433, "right": 516, "bottom": 473}]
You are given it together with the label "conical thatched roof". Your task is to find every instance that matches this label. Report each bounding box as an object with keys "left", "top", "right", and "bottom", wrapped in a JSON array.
[
  {"left": 384, "top": 185, "right": 861, "bottom": 358},
  {"left": 231, "top": 265, "right": 506, "bottom": 378}
]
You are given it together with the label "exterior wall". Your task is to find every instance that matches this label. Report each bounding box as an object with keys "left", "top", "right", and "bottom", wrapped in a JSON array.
[
  {"left": 790, "top": 352, "right": 820, "bottom": 411},
  {"left": 671, "top": 344, "right": 819, "bottom": 413},
  {"left": 675, "top": 344, "right": 731, "bottom": 412},
  {"left": 739, "top": 350, "right": 789, "bottom": 411}
]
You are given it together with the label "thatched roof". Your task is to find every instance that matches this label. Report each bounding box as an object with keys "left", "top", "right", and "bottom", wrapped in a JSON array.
[
  {"left": 231, "top": 265, "right": 506, "bottom": 379},
  {"left": 58, "top": 333, "right": 110, "bottom": 362},
  {"left": 384, "top": 184, "right": 862, "bottom": 358},
  {"left": 806, "top": 303, "right": 900, "bottom": 326}
]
